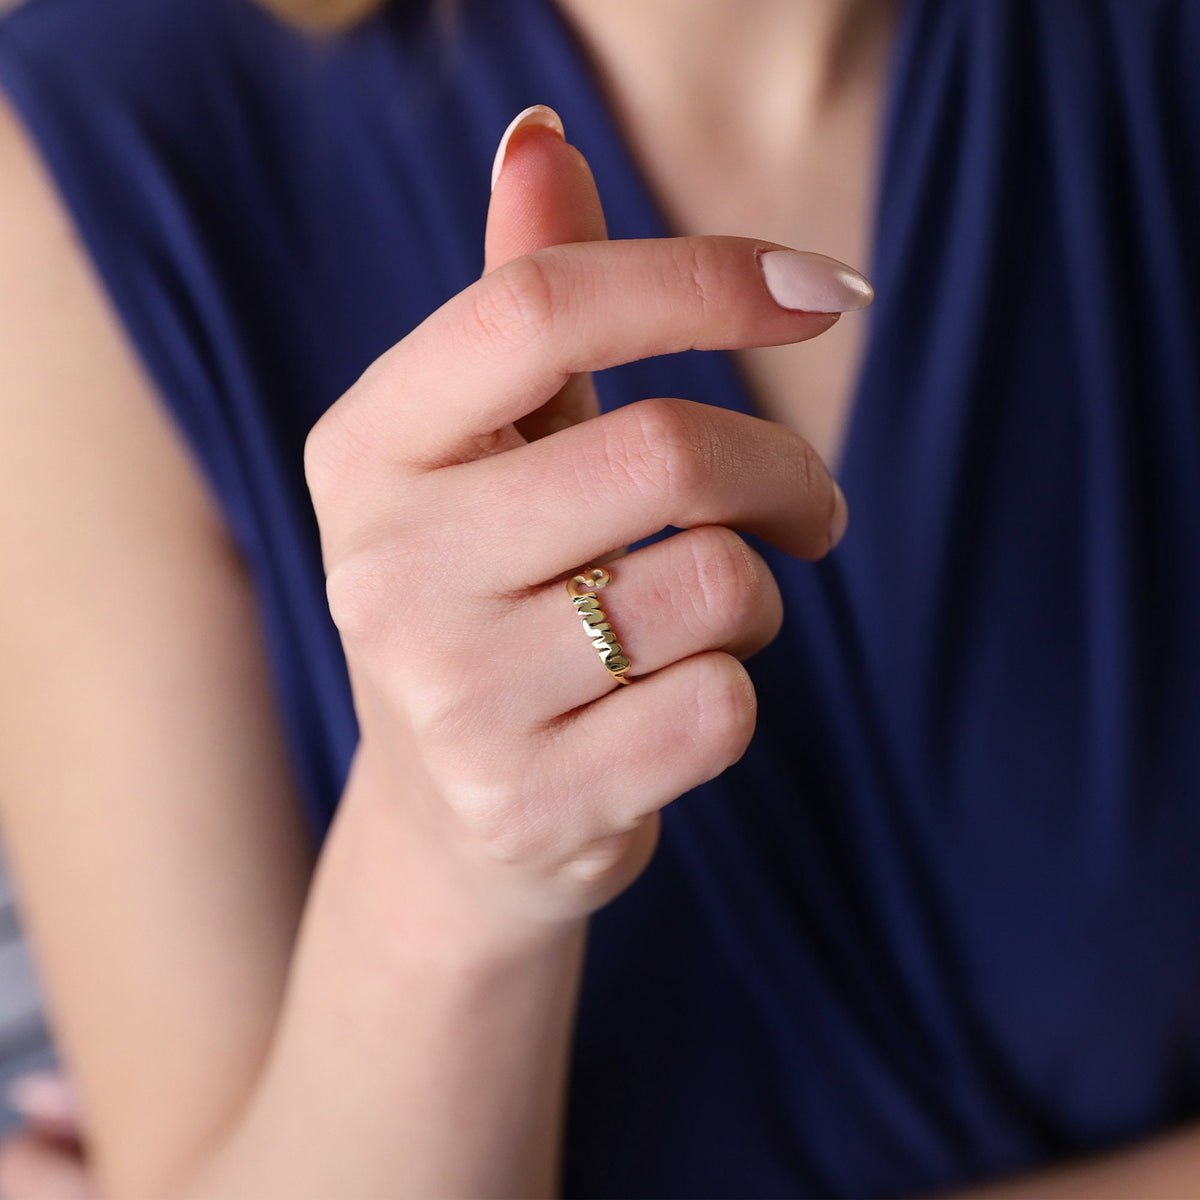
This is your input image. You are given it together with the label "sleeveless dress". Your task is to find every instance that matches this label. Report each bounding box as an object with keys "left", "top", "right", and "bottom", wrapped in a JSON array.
[{"left": 2, "top": 0, "right": 1199, "bottom": 1195}]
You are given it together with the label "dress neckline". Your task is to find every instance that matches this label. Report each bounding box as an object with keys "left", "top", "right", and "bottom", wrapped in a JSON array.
[{"left": 516, "top": 0, "right": 923, "bottom": 483}]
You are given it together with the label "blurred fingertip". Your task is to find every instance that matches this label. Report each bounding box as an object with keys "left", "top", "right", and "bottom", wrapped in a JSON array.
[{"left": 3, "top": 1073, "right": 81, "bottom": 1124}]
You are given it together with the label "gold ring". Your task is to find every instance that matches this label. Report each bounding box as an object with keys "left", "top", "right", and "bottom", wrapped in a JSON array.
[{"left": 566, "top": 567, "right": 633, "bottom": 685}]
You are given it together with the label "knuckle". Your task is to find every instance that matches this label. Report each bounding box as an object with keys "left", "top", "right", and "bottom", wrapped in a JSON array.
[
  {"left": 789, "top": 429, "right": 826, "bottom": 503},
  {"left": 448, "top": 776, "right": 547, "bottom": 865},
  {"left": 471, "top": 252, "right": 558, "bottom": 352},
  {"left": 438, "top": 739, "right": 602, "bottom": 872},
  {"left": 616, "top": 396, "right": 714, "bottom": 506},
  {"left": 684, "top": 526, "right": 765, "bottom": 637},
  {"left": 403, "top": 673, "right": 470, "bottom": 742},
  {"left": 303, "top": 407, "right": 343, "bottom": 503},
  {"left": 565, "top": 826, "right": 644, "bottom": 884},
  {"left": 675, "top": 237, "right": 722, "bottom": 321},
  {"left": 324, "top": 523, "right": 451, "bottom": 653},
  {"left": 303, "top": 398, "right": 378, "bottom": 510},
  {"left": 324, "top": 549, "right": 401, "bottom": 649}
]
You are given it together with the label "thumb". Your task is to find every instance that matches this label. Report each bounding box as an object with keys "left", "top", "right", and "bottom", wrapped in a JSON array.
[
  {"left": 486, "top": 104, "right": 608, "bottom": 269},
  {"left": 485, "top": 105, "right": 607, "bottom": 441}
]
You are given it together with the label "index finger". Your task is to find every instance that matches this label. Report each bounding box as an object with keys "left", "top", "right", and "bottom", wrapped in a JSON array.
[{"left": 334, "top": 236, "right": 872, "bottom": 472}]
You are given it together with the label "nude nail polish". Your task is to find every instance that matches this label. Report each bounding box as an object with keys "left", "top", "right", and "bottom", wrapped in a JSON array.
[
  {"left": 491, "top": 104, "right": 565, "bottom": 191},
  {"left": 759, "top": 249, "right": 874, "bottom": 313}
]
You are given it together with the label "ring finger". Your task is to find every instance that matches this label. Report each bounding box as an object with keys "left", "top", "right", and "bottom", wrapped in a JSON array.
[{"left": 510, "top": 523, "right": 782, "bottom": 723}]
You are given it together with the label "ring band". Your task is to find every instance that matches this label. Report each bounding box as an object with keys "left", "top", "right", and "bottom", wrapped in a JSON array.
[{"left": 566, "top": 567, "right": 633, "bottom": 685}]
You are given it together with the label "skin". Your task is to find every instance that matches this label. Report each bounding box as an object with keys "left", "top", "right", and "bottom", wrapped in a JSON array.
[
  {"left": 2, "top": 1, "right": 1199, "bottom": 1196},
  {"left": 0, "top": 85, "right": 317, "bottom": 1199},
  {"left": 554, "top": 0, "right": 899, "bottom": 469},
  {"left": 0, "top": 64, "right": 846, "bottom": 1200}
]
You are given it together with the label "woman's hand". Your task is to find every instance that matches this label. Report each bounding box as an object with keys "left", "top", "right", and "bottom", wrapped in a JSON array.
[{"left": 304, "top": 107, "right": 870, "bottom": 940}]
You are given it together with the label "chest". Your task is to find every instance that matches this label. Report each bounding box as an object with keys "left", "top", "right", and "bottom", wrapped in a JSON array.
[{"left": 600, "top": 92, "right": 887, "bottom": 473}]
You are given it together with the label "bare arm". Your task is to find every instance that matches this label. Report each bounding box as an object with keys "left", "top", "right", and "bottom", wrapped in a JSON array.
[
  {"left": 12, "top": 78, "right": 1194, "bottom": 1200},
  {"left": 0, "top": 95, "right": 860, "bottom": 1198},
  {"left": 0, "top": 94, "right": 595, "bottom": 1200},
  {"left": 945, "top": 1124, "right": 1200, "bottom": 1198},
  {"left": 0, "top": 94, "right": 317, "bottom": 1197}
]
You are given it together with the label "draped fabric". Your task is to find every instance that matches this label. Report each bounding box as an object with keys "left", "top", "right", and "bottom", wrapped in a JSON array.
[{"left": 2, "top": 1, "right": 1199, "bottom": 1193}]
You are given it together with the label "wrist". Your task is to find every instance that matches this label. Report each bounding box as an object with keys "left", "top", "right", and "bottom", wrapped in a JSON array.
[{"left": 333, "top": 740, "right": 589, "bottom": 970}]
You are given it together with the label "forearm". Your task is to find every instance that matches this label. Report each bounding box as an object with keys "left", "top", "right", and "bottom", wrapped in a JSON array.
[
  {"left": 178, "top": 746, "right": 587, "bottom": 1200},
  {"left": 947, "top": 1121, "right": 1200, "bottom": 1199}
]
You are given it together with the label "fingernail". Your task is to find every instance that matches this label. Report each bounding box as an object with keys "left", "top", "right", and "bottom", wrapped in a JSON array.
[
  {"left": 3, "top": 1072, "right": 81, "bottom": 1123},
  {"left": 759, "top": 250, "right": 874, "bottom": 313},
  {"left": 491, "top": 104, "right": 565, "bottom": 192},
  {"left": 829, "top": 481, "right": 849, "bottom": 547}
]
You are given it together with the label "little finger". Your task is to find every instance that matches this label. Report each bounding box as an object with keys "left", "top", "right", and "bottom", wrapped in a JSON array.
[{"left": 539, "top": 650, "right": 758, "bottom": 865}]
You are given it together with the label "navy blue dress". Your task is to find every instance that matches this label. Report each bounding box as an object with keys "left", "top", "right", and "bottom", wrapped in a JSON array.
[{"left": 2, "top": 0, "right": 1199, "bottom": 1194}]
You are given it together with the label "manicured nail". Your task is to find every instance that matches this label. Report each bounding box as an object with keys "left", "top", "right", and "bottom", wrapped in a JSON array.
[
  {"left": 491, "top": 104, "right": 565, "bottom": 192},
  {"left": 829, "top": 481, "right": 849, "bottom": 547},
  {"left": 760, "top": 250, "right": 874, "bottom": 313},
  {"left": 3, "top": 1072, "right": 82, "bottom": 1123}
]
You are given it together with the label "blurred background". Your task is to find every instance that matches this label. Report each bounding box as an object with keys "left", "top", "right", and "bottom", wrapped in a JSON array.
[{"left": 0, "top": 859, "right": 56, "bottom": 1135}]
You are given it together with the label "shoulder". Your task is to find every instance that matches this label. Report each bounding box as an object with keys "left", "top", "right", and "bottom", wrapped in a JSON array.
[
  {"left": 0, "top": 0, "right": 237, "bottom": 118},
  {"left": 0, "top": 0, "right": 349, "bottom": 370},
  {"left": 0, "top": 0, "right": 286, "bottom": 229},
  {"left": 0, "top": 0, "right": 328, "bottom": 181},
  {"left": 0, "top": 0, "right": 290, "bottom": 94},
  {"left": 0, "top": 0, "right": 317, "bottom": 561}
]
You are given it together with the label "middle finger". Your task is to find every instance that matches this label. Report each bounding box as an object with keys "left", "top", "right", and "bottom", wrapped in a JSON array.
[{"left": 434, "top": 395, "right": 844, "bottom": 590}]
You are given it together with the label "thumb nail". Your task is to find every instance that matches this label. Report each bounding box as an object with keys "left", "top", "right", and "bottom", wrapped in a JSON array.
[{"left": 491, "top": 104, "right": 565, "bottom": 192}]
